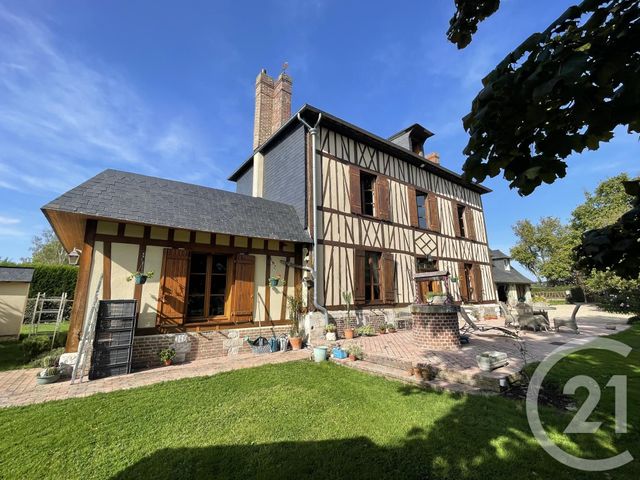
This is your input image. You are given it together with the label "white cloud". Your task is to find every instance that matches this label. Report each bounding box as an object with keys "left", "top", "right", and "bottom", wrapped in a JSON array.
[
  {"left": 0, "top": 215, "right": 20, "bottom": 225},
  {"left": 0, "top": 5, "right": 231, "bottom": 194}
]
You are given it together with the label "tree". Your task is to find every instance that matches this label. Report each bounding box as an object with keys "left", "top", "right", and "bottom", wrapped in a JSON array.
[
  {"left": 26, "top": 229, "right": 67, "bottom": 265},
  {"left": 510, "top": 217, "right": 573, "bottom": 283},
  {"left": 447, "top": 0, "right": 639, "bottom": 196}
]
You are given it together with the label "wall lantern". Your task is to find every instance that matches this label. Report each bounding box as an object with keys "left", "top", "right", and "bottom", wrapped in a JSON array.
[{"left": 67, "top": 247, "right": 82, "bottom": 266}]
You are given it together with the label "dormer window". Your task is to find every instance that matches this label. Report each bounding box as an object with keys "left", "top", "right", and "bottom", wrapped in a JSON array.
[{"left": 504, "top": 259, "right": 511, "bottom": 271}]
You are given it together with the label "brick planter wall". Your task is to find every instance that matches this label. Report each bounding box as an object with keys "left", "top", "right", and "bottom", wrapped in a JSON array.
[
  {"left": 411, "top": 304, "right": 461, "bottom": 351},
  {"left": 132, "top": 325, "right": 290, "bottom": 368}
]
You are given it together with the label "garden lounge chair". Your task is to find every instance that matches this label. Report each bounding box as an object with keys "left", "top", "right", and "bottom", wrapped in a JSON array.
[
  {"left": 515, "top": 303, "right": 550, "bottom": 331},
  {"left": 459, "top": 308, "right": 520, "bottom": 339},
  {"left": 553, "top": 303, "right": 583, "bottom": 334},
  {"left": 499, "top": 302, "right": 518, "bottom": 327}
]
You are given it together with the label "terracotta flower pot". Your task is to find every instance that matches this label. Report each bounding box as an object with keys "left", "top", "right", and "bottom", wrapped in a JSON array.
[
  {"left": 344, "top": 328, "right": 354, "bottom": 339},
  {"left": 289, "top": 336, "right": 303, "bottom": 350},
  {"left": 163, "top": 359, "right": 172, "bottom": 366},
  {"left": 349, "top": 354, "right": 356, "bottom": 361}
]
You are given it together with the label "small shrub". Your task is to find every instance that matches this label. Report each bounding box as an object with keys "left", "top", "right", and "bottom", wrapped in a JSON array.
[
  {"left": 158, "top": 348, "right": 176, "bottom": 362},
  {"left": 21, "top": 336, "right": 52, "bottom": 361},
  {"left": 628, "top": 316, "right": 640, "bottom": 325},
  {"left": 356, "top": 325, "right": 375, "bottom": 336},
  {"left": 325, "top": 324, "right": 337, "bottom": 333},
  {"left": 345, "top": 344, "right": 364, "bottom": 360},
  {"left": 28, "top": 347, "right": 65, "bottom": 368},
  {"left": 40, "top": 367, "right": 60, "bottom": 377}
]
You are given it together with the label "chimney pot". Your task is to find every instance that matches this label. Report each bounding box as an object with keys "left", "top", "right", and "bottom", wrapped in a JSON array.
[{"left": 425, "top": 152, "right": 440, "bottom": 165}]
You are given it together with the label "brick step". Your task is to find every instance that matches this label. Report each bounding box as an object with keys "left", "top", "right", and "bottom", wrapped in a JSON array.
[
  {"left": 330, "top": 358, "right": 492, "bottom": 396},
  {"left": 362, "top": 353, "right": 413, "bottom": 372}
]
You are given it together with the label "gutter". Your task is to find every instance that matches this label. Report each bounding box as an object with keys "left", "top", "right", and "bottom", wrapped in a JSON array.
[{"left": 296, "top": 112, "right": 329, "bottom": 336}]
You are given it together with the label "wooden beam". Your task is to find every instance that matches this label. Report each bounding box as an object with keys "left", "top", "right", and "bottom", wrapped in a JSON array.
[
  {"left": 66, "top": 219, "right": 97, "bottom": 352},
  {"left": 103, "top": 241, "right": 111, "bottom": 300},
  {"left": 265, "top": 254, "right": 271, "bottom": 321}
]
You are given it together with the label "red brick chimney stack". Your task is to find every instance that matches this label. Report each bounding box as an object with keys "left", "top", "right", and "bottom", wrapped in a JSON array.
[{"left": 253, "top": 67, "right": 292, "bottom": 150}]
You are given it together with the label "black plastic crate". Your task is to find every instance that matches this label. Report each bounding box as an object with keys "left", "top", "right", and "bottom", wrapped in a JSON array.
[
  {"left": 89, "top": 363, "right": 130, "bottom": 380},
  {"left": 95, "top": 330, "right": 134, "bottom": 348},
  {"left": 97, "top": 316, "right": 135, "bottom": 331},
  {"left": 98, "top": 300, "right": 137, "bottom": 319},
  {"left": 92, "top": 346, "right": 132, "bottom": 366}
]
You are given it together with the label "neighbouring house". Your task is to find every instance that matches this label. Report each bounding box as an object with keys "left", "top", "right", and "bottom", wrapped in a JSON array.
[
  {"left": 0, "top": 266, "right": 34, "bottom": 340},
  {"left": 43, "top": 68, "right": 497, "bottom": 366},
  {"left": 490, "top": 249, "right": 533, "bottom": 305}
]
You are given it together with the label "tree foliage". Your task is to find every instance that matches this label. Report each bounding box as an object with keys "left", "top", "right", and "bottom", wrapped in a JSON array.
[
  {"left": 575, "top": 179, "right": 640, "bottom": 279},
  {"left": 510, "top": 217, "right": 573, "bottom": 283},
  {"left": 26, "top": 228, "right": 67, "bottom": 265},
  {"left": 447, "top": 0, "right": 500, "bottom": 49},
  {"left": 448, "top": 0, "right": 639, "bottom": 196}
]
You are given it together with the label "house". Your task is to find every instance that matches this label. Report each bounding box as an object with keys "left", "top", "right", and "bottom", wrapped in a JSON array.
[
  {"left": 43, "top": 68, "right": 497, "bottom": 365},
  {"left": 490, "top": 249, "right": 533, "bottom": 304},
  {"left": 0, "top": 266, "right": 34, "bottom": 340}
]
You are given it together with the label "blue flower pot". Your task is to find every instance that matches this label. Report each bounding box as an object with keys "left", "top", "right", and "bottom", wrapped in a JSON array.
[
  {"left": 332, "top": 347, "right": 347, "bottom": 360},
  {"left": 313, "top": 346, "right": 328, "bottom": 362}
]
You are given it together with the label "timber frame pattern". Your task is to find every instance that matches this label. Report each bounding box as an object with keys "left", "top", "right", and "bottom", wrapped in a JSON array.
[{"left": 315, "top": 127, "right": 496, "bottom": 309}]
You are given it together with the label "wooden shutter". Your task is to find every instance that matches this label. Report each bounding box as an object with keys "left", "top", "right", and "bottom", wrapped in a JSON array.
[
  {"left": 157, "top": 248, "right": 190, "bottom": 326},
  {"left": 472, "top": 264, "right": 483, "bottom": 302},
  {"left": 457, "top": 262, "right": 468, "bottom": 302},
  {"left": 407, "top": 187, "right": 419, "bottom": 227},
  {"left": 452, "top": 201, "right": 461, "bottom": 237},
  {"left": 428, "top": 194, "right": 440, "bottom": 232},
  {"left": 349, "top": 166, "right": 361, "bottom": 214},
  {"left": 376, "top": 177, "right": 391, "bottom": 221},
  {"left": 465, "top": 207, "right": 476, "bottom": 240},
  {"left": 231, "top": 254, "right": 255, "bottom": 322},
  {"left": 354, "top": 250, "right": 366, "bottom": 304},
  {"left": 382, "top": 253, "right": 395, "bottom": 304}
]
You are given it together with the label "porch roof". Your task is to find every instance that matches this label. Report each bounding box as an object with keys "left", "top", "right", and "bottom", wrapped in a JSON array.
[{"left": 42, "top": 169, "right": 312, "bottom": 251}]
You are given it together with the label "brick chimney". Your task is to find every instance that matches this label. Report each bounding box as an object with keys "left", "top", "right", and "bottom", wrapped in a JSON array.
[
  {"left": 253, "top": 68, "right": 292, "bottom": 150},
  {"left": 425, "top": 152, "right": 440, "bottom": 165}
]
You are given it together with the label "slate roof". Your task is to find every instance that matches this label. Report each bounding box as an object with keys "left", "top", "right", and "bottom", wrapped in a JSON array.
[
  {"left": 42, "top": 170, "right": 312, "bottom": 244},
  {"left": 490, "top": 249, "right": 533, "bottom": 285},
  {"left": 0, "top": 266, "right": 34, "bottom": 283}
]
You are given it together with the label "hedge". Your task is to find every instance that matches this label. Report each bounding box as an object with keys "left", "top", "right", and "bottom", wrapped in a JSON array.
[{"left": 28, "top": 264, "right": 77, "bottom": 298}]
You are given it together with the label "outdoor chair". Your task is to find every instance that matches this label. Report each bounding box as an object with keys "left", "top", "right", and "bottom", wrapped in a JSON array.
[
  {"left": 499, "top": 302, "right": 518, "bottom": 327},
  {"left": 553, "top": 303, "right": 582, "bottom": 334},
  {"left": 459, "top": 308, "right": 520, "bottom": 339},
  {"left": 515, "top": 302, "right": 550, "bottom": 331}
]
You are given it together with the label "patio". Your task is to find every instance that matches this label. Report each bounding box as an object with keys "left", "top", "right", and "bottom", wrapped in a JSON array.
[
  {"left": 0, "top": 349, "right": 308, "bottom": 408},
  {"left": 335, "top": 304, "right": 631, "bottom": 392}
]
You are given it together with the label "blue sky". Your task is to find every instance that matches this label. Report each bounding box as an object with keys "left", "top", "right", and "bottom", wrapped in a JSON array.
[{"left": 0, "top": 0, "right": 637, "bottom": 266}]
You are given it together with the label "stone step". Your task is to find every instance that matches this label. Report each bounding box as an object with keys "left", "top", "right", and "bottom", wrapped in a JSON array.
[
  {"left": 330, "top": 358, "right": 492, "bottom": 396},
  {"left": 363, "top": 352, "right": 413, "bottom": 372}
]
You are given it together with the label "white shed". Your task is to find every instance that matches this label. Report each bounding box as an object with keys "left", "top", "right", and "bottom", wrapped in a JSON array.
[{"left": 0, "top": 267, "right": 34, "bottom": 340}]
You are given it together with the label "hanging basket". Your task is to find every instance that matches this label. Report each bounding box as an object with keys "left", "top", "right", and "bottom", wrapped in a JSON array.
[{"left": 134, "top": 274, "right": 148, "bottom": 285}]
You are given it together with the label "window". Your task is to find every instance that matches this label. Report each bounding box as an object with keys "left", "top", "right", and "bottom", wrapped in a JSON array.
[
  {"left": 365, "top": 251, "right": 382, "bottom": 302},
  {"left": 456, "top": 204, "right": 466, "bottom": 237},
  {"left": 416, "top": 256, "right": 440, "bottom": 298},
  {"left": 186, "top": 253, "right": 229, "bottom": 321},
  {"left": 416, "top": 257, "right": 437, "bottom": 273},
  {"left": 416, "top": 192, "right": 428, "bottom": 229},
  {"left": 360, "top": 172, "right": 377, "bottom": 216},
  {"left": 504, "top": 259, "right": 511, "bottom": 271}
]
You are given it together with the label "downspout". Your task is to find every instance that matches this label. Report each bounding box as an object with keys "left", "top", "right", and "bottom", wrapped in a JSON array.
[{"left": 296, "top": 112, "right": 329, "bottom": 333}]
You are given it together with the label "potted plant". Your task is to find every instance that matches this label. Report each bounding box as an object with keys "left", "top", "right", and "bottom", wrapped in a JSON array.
[
  {"left": 387, "top": 323, "right": 397, "bottom": 333},
  {"left": 159, "top": 348, "right": 176, "bottom": 366},
  {"left": 268, "top": 274, "right": 285, "bottom": 288},
  {"left": 378, "top": 324, "right": 387, "bottom": 334},
  {"left": 346, "top": 344, "right": 363, "bottom": 361},
  {"left": 342, "top": 291, "right": 355, "bottom": 339},
  {"left": 450, "top": 276, "right": 459, "bottom": 283},
  {"left": 127, "top": 270, "right": 155, "bottom": 285},
  {"left": 36, "top": 366, "right": 61, "bottom": 385},
  {"left": 287, "top": 289, "right": 304, "bottom": 350},
  {"left": 325, "top": 324, "right": 337, "bottom": 341},
  {"left": 356, "top": 325, "right": 375, "bottom": 337}
]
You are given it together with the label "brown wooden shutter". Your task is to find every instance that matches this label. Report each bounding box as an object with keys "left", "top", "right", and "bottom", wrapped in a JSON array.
[
  {"left": 472, "top": 264, "right": 483, "bottom": 302},
  {"left": 354, "top": 250, "right": 366, "bottom": 304},
  {"left": 382, "top": 253, "right": 395, "bottom": 304},
  {"left": 376, "top": 177, "right": 391, "bottom": 221},
  {"left": 157, "top": 248, "right": 190, "bottom": 326},
  {"left": 407, "top": 187, "right": 418, "bottom": 227},
  {"left": 349, "top": 166, "right": 361, "bottom": 214},
  {"left": 452, "top": 201, "right": 461, "bottom": 237},
  {"left": 428, "top": 193, "right": 440, "bottom": 232},
  {"left": 457, "top": 262, "right": 468, "bottom": 302},
  {"left": 465, "top": 207, "right": 476, "bottom": 240},
  {"left": 231, "top": 254, "right": 255, "bottom": 322}
]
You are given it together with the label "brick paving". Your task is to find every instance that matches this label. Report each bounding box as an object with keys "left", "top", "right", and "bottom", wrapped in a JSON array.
[
  {"left": 338, "top": 304, "right": 631, "bottom": 385},
  {"left": 0, "top": 349, "right": 309, "bottom": 408}
]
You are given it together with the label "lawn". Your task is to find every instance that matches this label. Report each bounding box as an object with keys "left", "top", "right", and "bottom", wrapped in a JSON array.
[
  {"left": 0, "top": 322, "right": 68, "bottom": 372},
  {"left": 0, "top": 326, "right": 638, "bottom": 480}
]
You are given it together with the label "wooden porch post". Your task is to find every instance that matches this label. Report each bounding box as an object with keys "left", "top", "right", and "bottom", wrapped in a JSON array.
[{"left": 65, "top": 219, "right": 97, "bottom": 352}]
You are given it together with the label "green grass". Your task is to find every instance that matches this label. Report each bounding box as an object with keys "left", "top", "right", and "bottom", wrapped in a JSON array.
[
  {"left": 20, "top": 320, "right": 69, "bottom": 336},
  {"left": 0, "top": 327, "right": 638, "bottom": 480},
  {"left": 0, "top": 322, "right": 68, "bottom": 371}
]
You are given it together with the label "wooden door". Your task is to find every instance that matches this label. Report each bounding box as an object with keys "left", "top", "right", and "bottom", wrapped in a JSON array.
[{"left": 157, "top": 248, "right": 190, "bottom": 326}]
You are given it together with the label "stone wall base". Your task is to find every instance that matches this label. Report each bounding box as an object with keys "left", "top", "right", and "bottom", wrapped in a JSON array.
[
  {"left": 328, "top": 307, "right": 412, "bottom": 338},
  {"left": 132, "top": 325, "right": 291, "bottom": 368}
]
